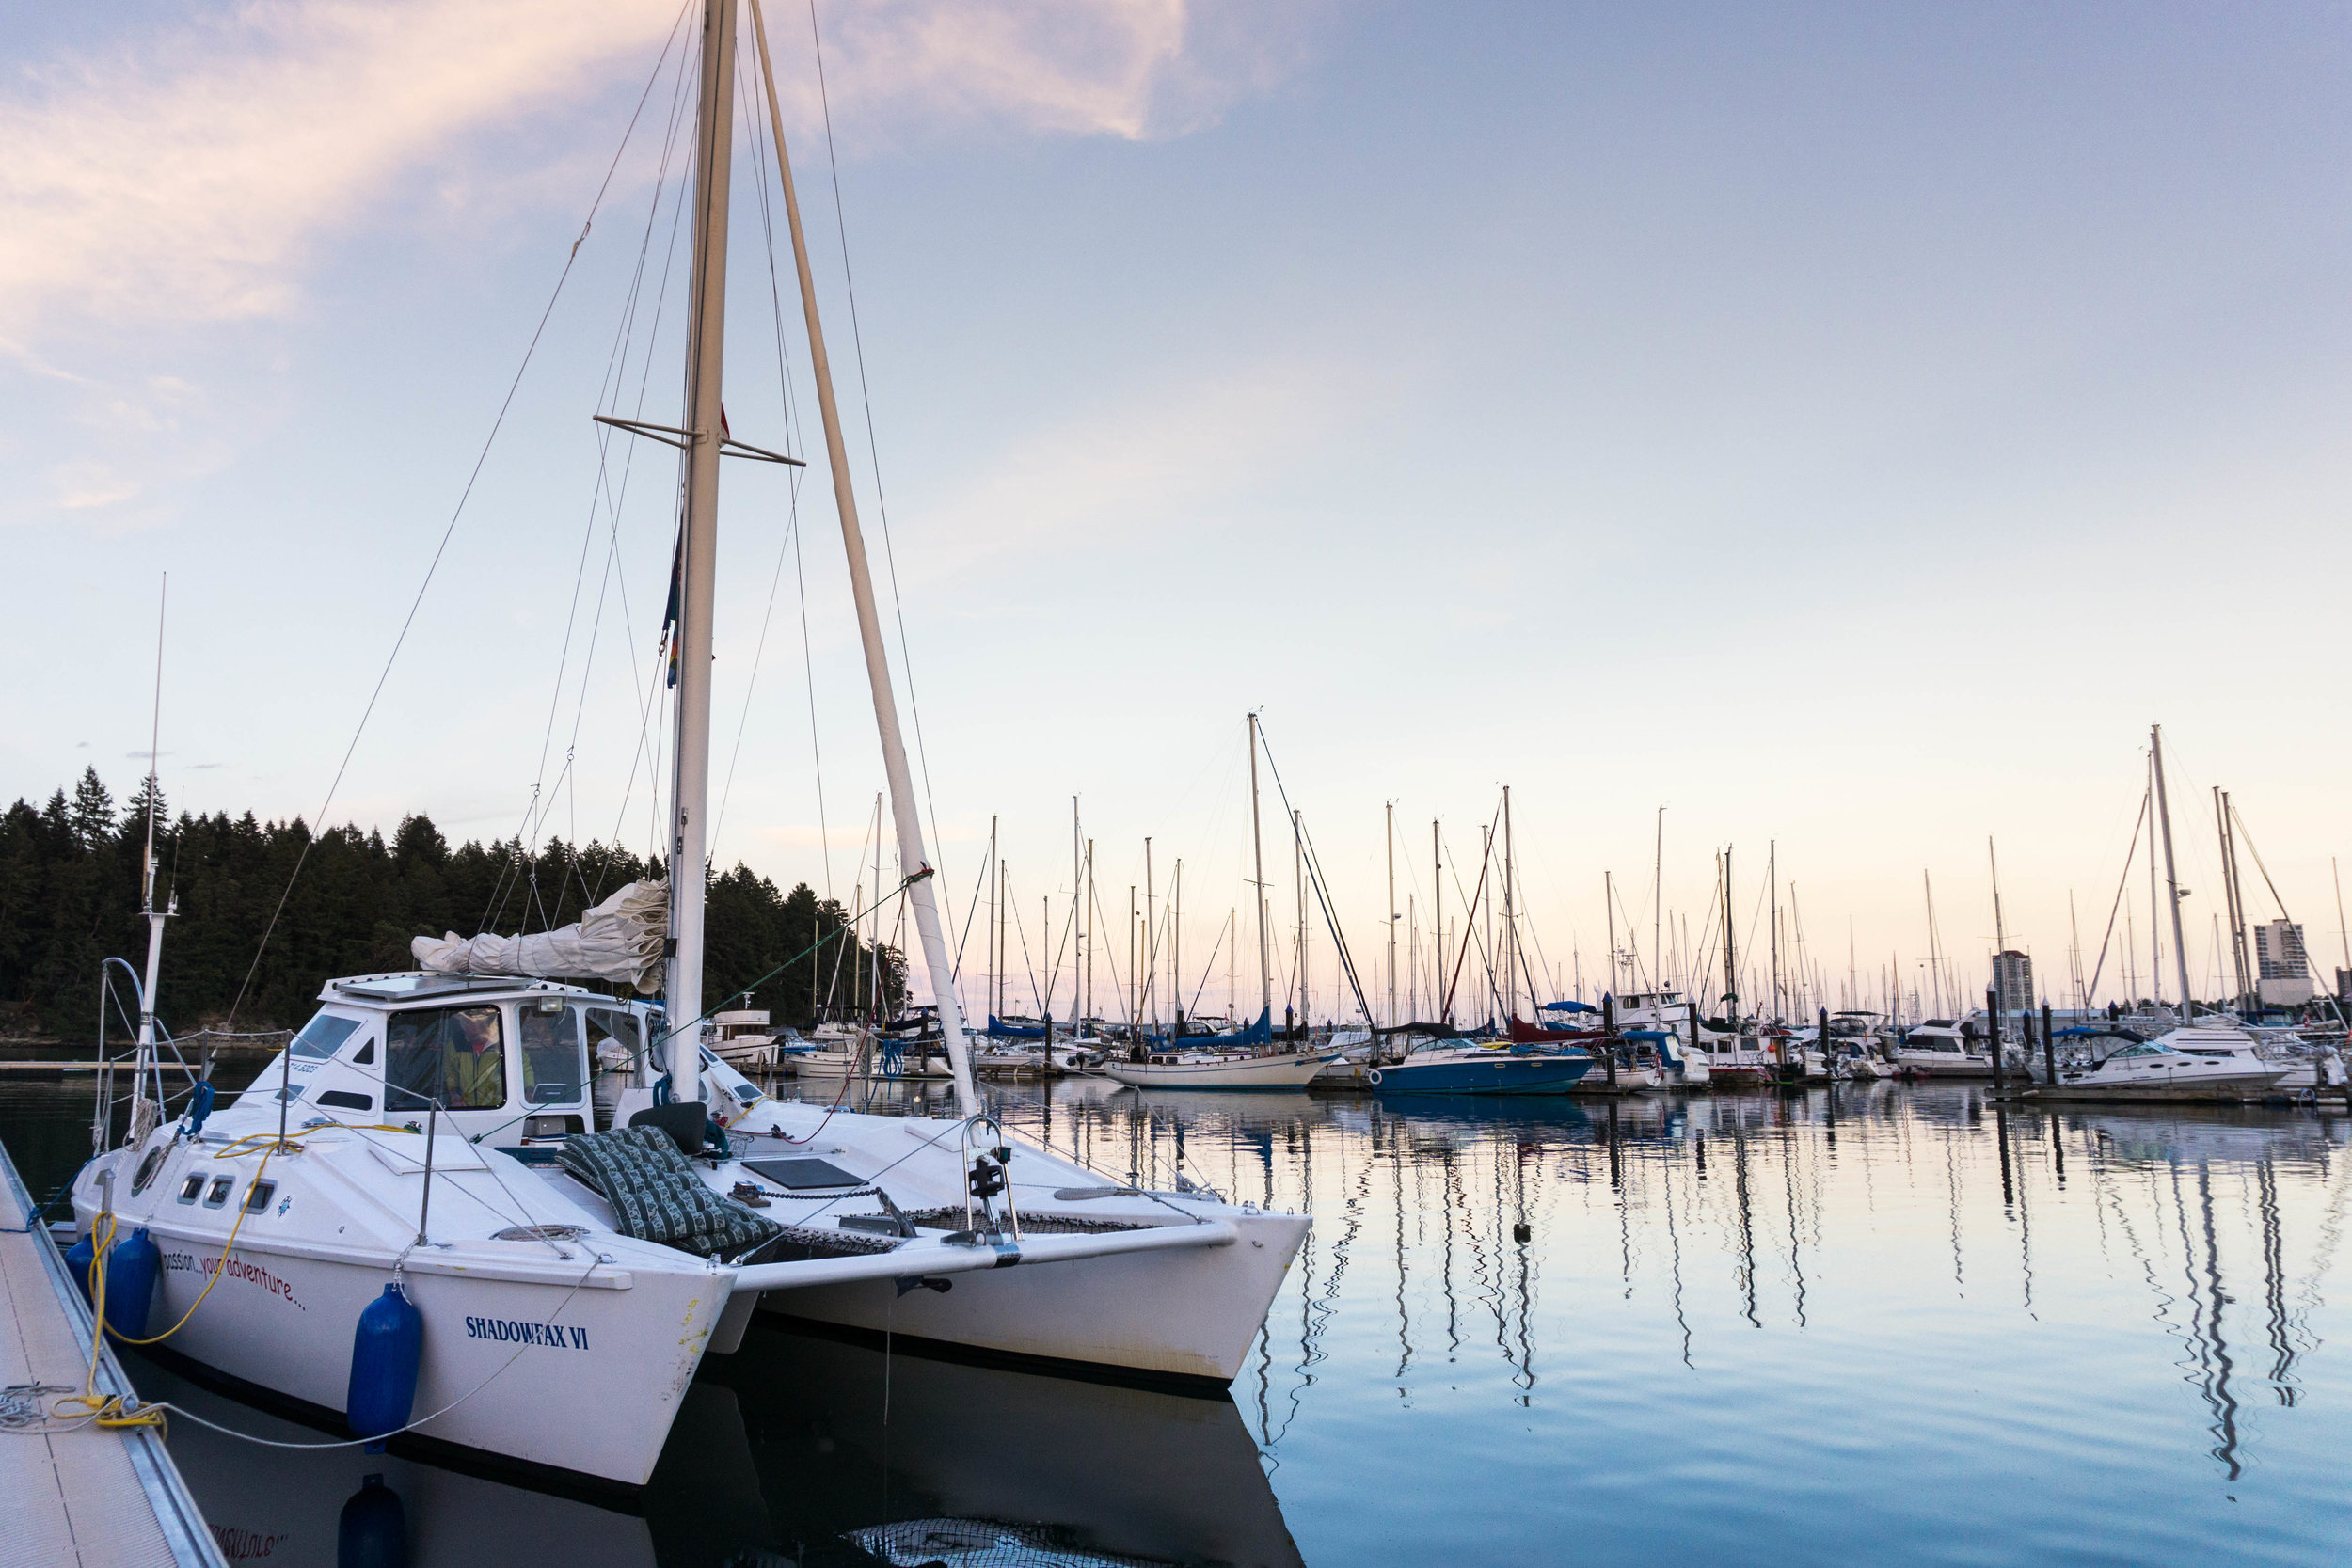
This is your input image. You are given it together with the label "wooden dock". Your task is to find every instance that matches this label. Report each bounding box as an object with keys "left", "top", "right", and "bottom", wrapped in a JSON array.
[{"left": 0, "top": 1140, "right": 225, "bottom": 1567}]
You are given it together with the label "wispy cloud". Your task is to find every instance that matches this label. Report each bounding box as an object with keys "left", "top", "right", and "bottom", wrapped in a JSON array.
[
  {"left": 0, "top": 0, "right": 1319, "bottom": 339},
  {"left": 904, "top": 357, "right": 1381, "bottom": 582}
]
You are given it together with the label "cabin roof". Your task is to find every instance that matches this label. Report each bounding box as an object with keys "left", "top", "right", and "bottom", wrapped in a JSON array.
[{"left": 321, "top": 971, "right": 604, "bottom": 1006}]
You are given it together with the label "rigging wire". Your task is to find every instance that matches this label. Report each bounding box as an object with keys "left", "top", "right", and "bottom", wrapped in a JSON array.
[
  {"left": 803, "top": 0, "right": 955, "bottom": 920},
  {"left": 709, "top": 49, "right": 816, "bottom": 863},
  {"left": 227, "top": 11, "right": 690, "bottom": 1025}
]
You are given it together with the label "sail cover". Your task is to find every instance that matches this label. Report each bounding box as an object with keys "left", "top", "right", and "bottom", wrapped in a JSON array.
[{"left": 411, "top": 879, "right": 668, "bottom": 994}]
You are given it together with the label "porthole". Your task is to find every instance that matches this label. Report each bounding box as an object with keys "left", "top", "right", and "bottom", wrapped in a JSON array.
[
  {"left": 203, "top": 1177, "right": 232, "bottom": 1208},
  {"left": 177, "top": 1174, "right": 205, "bottom": 1204},
  {"left": 243, "top": 1180, "right": 277, "bottom": 1214},
  {"left": 131, "top": 1148, "right": 166, "bottom": 1196}
]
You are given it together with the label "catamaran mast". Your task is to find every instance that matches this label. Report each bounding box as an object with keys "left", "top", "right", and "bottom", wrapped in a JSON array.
[
  {"left": 748, "top": 0, "right": 977, "bottom": 1113},
  {"left": 659, "top": 0, "right": 739, "bottom": 1110},
  {"left": 2152, "top": 724, "right": 2195, "bottom": 1017}
]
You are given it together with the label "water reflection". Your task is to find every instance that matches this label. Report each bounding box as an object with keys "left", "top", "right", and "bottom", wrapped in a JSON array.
[
  {"left": 980, "top": 1077, "right": 2352, "bottom": 1506},
  {"left": 8, "top": 1074, "right": 2352, "bottom": 1565}
]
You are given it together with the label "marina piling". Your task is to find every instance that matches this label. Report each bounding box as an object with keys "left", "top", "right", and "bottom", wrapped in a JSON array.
[{"left": 1986, "top": 987, "right": 2005, "bottom": 1092}]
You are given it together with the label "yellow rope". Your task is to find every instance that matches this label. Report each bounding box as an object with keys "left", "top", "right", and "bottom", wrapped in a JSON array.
[{"left": 52, "top": 1133, "right": 302, "bottom": 1431}]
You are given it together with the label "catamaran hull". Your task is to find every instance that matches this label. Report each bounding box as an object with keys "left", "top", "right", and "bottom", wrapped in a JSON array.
[
  {"left": 1102, "top": 1054, "right": 1333, "bottom": 1090},
  {"left": 754, "top": 1209, "right": 1308, "bottom": 1383},
  {"left": 70, "top": 1200, "right": 721, "bottom": 1488}
]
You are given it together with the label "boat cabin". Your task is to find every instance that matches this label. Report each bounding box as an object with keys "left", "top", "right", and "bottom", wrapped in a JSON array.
[{"left": 244, "top": 972, "right": 720, "bottom": 1148}]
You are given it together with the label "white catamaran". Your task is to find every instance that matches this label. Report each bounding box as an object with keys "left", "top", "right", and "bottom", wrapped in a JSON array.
[{"left": 71, "top": 0, "right": 1306, "bottom": 1488}]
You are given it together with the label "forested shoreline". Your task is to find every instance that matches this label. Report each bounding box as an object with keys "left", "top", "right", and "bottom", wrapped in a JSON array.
[{"left": 0, "top": 768, "right": 902, "bottom": 1039}]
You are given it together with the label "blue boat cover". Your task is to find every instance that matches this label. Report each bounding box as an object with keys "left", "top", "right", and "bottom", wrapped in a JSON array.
[
  {"left": 986, "top": 1015, "right": 1049, "bottom": 1039},
  {"left": 1540, "top": 1000, "right": 1597, "bottom": 1013}
]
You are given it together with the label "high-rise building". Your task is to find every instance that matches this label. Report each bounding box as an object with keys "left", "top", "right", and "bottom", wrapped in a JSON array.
[
  {"left": 2255, "top": 920, "right": 2312, "bottom": 1006},
  {"left": 1992, "top": 949, "right": 2034, "bottom": 1017}
]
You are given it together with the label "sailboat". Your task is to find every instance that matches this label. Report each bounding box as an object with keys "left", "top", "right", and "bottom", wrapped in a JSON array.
[
  {"left": 1104, "top": 716, "right": 1340, "bottom": 1089},
  {"left": 70, "top": 0, "right": 1310, "bottom": 1491},
  {"left": 2032, "top": 727, "right": 2298, "bottom": 1104}
]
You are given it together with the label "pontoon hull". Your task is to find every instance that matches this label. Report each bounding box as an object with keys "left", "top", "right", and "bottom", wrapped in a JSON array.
[{"left": 755, "top": 1208, "right": 1308, "bottom": 1383}]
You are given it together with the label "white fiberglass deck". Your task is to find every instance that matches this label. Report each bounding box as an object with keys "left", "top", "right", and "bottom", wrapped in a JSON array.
[{"left": 0, "top": 1144, "right": 224, "bottom": 1568}]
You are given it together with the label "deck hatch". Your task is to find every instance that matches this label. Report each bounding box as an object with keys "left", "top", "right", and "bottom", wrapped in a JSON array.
[{"left": 742, "top": 1157, "right": 862, "bottom": 1189}]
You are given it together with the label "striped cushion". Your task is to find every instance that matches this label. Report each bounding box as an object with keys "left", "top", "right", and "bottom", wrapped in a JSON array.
[{"left": 558, "top": 1125, "right": 779, "bottom": 1257}]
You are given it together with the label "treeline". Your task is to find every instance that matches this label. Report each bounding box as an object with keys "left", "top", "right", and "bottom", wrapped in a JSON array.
[{"left": 0, "top": 768, "right": 902, "bottom": 1038}]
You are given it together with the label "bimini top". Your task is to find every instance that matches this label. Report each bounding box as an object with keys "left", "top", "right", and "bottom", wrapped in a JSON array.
[{"left": 325, "top": 971, "right": 600, "bottom": 1004}]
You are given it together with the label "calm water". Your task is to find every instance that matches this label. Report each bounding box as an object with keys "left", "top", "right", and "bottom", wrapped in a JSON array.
[{"left": 8, "top": 1073, "right": 2349, "bottom": 1567}]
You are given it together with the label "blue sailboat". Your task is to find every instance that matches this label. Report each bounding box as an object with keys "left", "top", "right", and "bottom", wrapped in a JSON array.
[{"left": 1367, "top": 1041, "right": 1596, "bottom": 1095}]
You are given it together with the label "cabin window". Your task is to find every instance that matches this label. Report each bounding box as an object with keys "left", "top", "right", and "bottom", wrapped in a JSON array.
[
  {"left": 386, "top": 1006, "right": 507, "bottom": 1113},
  {"left": 586, "top": 1007, "right": 643, "bottom": 1076},
  {"left": 291, "top": 1012, "right": 363, "bottom": 1061},
  {"left": 178, "top": 1174, "right": 204, "bottom": 1203},
  {"left": 520, "top": 1003, "right": 586, "bottom": 1106},
  {"left": 317, "top": 1089, "right": 373, "bottom": 1112},
  {"left": 243, "top": 1180, "right": 277, "bottom": 1213},
  {"left": 203, "top": 1177, "right": 232, "bottom": 1208}
]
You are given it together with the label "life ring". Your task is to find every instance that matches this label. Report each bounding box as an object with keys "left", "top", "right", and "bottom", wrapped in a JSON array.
[{"left": 1366, "top": 1067, "right": 1383, "bottom": 1085}]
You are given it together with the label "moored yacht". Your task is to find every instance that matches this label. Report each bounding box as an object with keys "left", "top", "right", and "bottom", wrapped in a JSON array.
[
  {"left": 2035, "top": 1037, "right": 2292, "bottom": 1101},
  {"left": 1891, "top": 1021, "right": 1994, "bottom": 1078}
]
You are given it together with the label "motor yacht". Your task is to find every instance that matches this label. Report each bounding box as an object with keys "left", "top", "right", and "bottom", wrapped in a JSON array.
[{"left": 2036, "top": 1037, "right": 2292, "bottom": 1101}]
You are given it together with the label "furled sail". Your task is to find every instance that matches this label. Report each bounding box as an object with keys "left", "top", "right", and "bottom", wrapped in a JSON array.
[{"left": 411, "top": 879, "right": 668, "bottom": 994}]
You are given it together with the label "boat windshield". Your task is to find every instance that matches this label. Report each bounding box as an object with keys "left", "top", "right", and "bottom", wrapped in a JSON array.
[{"left": 289, "top": 1011, "right": 362, "bottom": 1061}]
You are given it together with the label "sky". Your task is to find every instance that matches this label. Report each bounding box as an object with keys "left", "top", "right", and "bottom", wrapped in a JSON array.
[{"left": 5, "top": 1, "right": 2349, "bottom": 1023}]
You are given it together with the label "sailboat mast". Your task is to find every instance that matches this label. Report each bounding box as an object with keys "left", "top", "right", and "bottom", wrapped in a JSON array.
[
  {"left": 1502, "top": 786, "right": 1517, "bottom": 1017},
  {"left": 1722, "top": 847, "right": 1737, "bottom": 1027},
  {"left": 748, "top": 0, "right": 976, "bottom": 1113},
  {"left": 2148, "top": 753, "right": 2164, "bottom": 1009},
  {"left": 1433, "top": 818, "right": 1445, "bottom": 1026},
  {"left": 1295, "top": 809, "right": 1308, "bottom": 1032},
  {"left": 132, "top": 576, "right": 170, "bottom": 1140},
  {"left": 2152, "top": 724, "right": 2195, "bottom": 1016},
  {"left": 661, "top": 0, "right": 739, "bottom": 1109},
  {"left": 1248, "top": 714, "right": 1273, "bottom": 1024},
  {"left": 1653, "top": 806, "right": 1663, "bottom": 1006},
  {"left": 1385, "top": 801, "right": 1397, "bottom": 1031}
]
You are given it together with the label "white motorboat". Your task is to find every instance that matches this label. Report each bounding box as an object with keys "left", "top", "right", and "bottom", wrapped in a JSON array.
[
  {"left": 1891, "top": 1021, "right": 1994, "bottom": 1078},
  {"left": 2036, "top": 1037, "right": 2293, "bottom": 1101},
  {"left": 2146, "top": 1025, "right": 2344, "bottom": 1097},
  {"left": 710, "top": 1008, "right": 777, "bottom": 1071}
]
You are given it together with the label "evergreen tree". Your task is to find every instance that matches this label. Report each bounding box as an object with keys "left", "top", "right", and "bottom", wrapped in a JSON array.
[
  {"left": 0, "top": 773, "right": 902, "bottom": 1037},
  {"left": 69, "top": 768, "right": 114, "bottom": 851}
]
